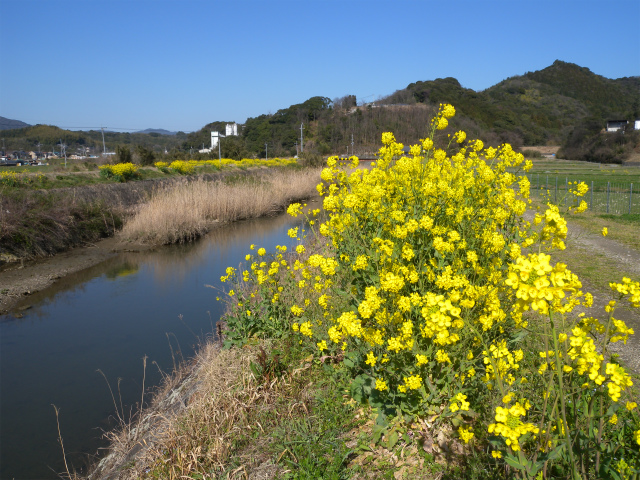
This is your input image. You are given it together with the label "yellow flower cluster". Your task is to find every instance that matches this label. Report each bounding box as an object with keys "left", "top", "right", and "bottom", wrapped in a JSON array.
[
  {"left": 610, "top": 277, "right": 640, "bottom": 307},
  {"left": 488, "top": 400, "right": 539, "bottom": 451},
  {"left": 450, "top": 393, "right": 470, "bottom": 412},
  {"left": 99, "top": 162, "right": 139, "bottom": 181},
  {"left": 155, "top": 157, "right": 298, "bottom": 174},
  {"left": 168, "top": 160, "right": 195, "bottom": 174},
  {"left": 0, "top": 170, "right": 46, "bottom": 186},
  {"left": 458, "top": 426, "right": 474, "bottom": 444},
  {"left": 505, "top": 252, "right": 584, "bottom": 316},
  {"left": 482, "top": 340, "right": 523, "bottom": 387}
]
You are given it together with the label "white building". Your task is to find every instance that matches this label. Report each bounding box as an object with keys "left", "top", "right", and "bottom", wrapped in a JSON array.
[
  {"left": 606, "top": 120, "right": 628, "bottom": 132},
  {"left": 225, "top": 123, "right": 238, "bottom": 136}
]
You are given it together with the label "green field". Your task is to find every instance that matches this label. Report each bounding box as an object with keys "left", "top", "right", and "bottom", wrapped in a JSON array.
[
  {"left": 522, "top": 157, "right": 640, "bottom": 183},
  {"left": 515, "top": 157, "right": 640, "bottom": 214}
]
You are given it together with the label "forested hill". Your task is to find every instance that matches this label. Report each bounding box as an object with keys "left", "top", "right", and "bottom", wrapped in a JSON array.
[{"left": 395, "top": 60, "right": 640, "bottom": 145}]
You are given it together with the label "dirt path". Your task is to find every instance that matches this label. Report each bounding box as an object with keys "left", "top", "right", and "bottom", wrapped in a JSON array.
[
  {"left": 566, "top": 226, "right": 640, "bottom": 277},
  {"left": 560, "top": 219, "right": 640, "bottom": 375}
]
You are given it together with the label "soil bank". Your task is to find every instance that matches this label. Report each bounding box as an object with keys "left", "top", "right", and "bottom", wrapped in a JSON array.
[{"left": 0, "top": 236, "right": 155, "bottom": 315}]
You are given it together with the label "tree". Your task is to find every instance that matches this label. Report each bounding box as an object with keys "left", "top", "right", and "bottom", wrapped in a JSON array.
[
  {"left": 135, "top": 145, "right": 155, "bottom": 165},
  {"left": 115, "top": 145, "right": 132, "bottom": 164},
  {"left": 220, "top": 136, "right": 249, "bottom": 160}
]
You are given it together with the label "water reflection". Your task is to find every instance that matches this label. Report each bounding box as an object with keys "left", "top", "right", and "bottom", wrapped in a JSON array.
[{"left": 0, "top": 210, "right": 306, "bottom": 480}]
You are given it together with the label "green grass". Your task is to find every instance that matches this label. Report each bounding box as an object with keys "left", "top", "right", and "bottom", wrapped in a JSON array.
[
  {"left": 529, "top": 194, "right": 640, "bottom": 251},
  {"left": 1, "top": 161, "right": 303, "bottom": 191},
  {"left": 220, "top": 346, "right": 363, "bottom": 479},
  {"left": 219, "top": 347, "right": 472, "bottom": 480},
  {"left": 551, "top": 245, "right": 622, "bottom": 292},
  {"left": 519, "top": 157, "right": 640, "bottom": 184},
  {"left": 571, "top": 213, "right": 640, "bottom": 250},
  {"left": 525, "top": 173, "right": 640, "bottom": 215},
  {"left": 268, "top": 377, "right": 357, "bottom": 479},
  {"left": 597, "top": 213, "right": 640, "bottom": 225}
]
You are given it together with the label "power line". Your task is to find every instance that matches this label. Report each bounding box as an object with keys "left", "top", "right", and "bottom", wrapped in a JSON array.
[{"left": 57, "top": 126, "right": 195, "bottom": 132}]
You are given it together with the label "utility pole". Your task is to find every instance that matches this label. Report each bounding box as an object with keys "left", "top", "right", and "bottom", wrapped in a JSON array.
[
  {"left": 217, "top": 133, "right": 225, "bottom": 163},
  {"left": 294, "top": 141, "right": 298, "bottom": 157},
  {"left": 300, "top": 123, "right": 304, "bottom": 153},
  {"left": 351, "top": 134, "right": 354, "bottom": 157},
  {"left": 60, "top": 139, "right": 67, "bottom": 167},
  {"left": 265, "top": 142, "right": 268, "bottom": 161},
  {"left": 101, "top": 127, "right": 107, "bottom": 155}
]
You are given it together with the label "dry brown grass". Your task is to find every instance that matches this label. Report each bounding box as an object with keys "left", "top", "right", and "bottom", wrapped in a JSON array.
[
  {"left": 120, "top": 169, "right": 321, "bottom": 245},
  {"left": 88, "top": 340, "right": 311, "bottom": 480}
]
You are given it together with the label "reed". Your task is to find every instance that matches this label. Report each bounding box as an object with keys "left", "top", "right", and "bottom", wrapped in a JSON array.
[{"left": 120, "top": 168, "right": 321, "bottom": 245}]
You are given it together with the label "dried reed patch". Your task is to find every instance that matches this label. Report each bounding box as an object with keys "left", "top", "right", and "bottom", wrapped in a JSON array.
[{"left": 120, "top": 169, "right": 321, "bottom": 245}]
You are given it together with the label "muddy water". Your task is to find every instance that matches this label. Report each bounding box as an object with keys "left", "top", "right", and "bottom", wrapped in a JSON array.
[{"left": 0, "top": 209, "right": 310, "bottom": 480}]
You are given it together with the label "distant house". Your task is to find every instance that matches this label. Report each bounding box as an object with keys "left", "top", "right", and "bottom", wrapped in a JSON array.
[
  {"left": 635, "top": 120, "right": 640, "bottom": 130},
  {"left": 606, "top": 120, "right": 628, "bottom": 132}
]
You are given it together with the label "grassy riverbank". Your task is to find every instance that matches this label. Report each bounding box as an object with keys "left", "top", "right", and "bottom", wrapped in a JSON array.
[
  {"left": 89, "top": 339, "right": 367, "bottom": 479},
  {"left": 0, "top": 187, "right": 124, "bottom": 260},
  {"left": 0, "top": 164, "right": 317, "bottom": 262}
]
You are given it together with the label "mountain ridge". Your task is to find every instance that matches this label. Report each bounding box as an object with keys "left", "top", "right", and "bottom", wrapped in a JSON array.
[{"left": 0, "top": 116, "right": 31, "bottom": 131}]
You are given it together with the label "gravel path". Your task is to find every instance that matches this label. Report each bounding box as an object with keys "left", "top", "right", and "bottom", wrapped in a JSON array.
[{"left": 563, "top": 221, "right": 640, "bottom": 375}]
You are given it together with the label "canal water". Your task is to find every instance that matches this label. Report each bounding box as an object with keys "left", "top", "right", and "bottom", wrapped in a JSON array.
[{"left": 0, "top": 210, "right": 308, "bottom": 480}]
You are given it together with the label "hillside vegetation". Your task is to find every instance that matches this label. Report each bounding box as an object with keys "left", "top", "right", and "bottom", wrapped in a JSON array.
[{"left": 396, "top": 60, "right": 639, "bottom": 147}]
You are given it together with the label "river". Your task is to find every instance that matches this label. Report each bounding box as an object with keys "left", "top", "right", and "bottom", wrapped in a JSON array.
[{"left": 0, "top": 209, "right": 308, "bottom": 480}]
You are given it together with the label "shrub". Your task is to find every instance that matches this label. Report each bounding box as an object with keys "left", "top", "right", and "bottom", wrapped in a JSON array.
[
  {"left": 298, "top": 152, "right": 324, "bottom": 167},
  {"left": 0, "top": 171, "right": 47, "bottom": 187},
  {"left": 521, "top": 149, "right": 544, "bottom": 159},
  {"left": 154, "top": 161, "right": 170, "bottom": 173},
  {"left": 135, "top": 145, "right": 156, "bottom": 166},
  {"left": 169, "top": 160, "right": 195, "bottom": 175},
  {"left": 98, "top": 162, "right": 139, "bottom": 182},
  {"left": 115, "top": 145, "right": 132, "bottom": 164}
]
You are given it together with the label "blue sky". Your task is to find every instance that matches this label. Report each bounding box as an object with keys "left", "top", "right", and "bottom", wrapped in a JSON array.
[{"left": 1, "top": 0, "right": 638, "bottom": 133}]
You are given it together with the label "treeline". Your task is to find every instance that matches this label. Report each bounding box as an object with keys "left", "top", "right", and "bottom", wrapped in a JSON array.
[
  {"left": 180, "top": 97, "right": 492, "bottom": 159},
  {"left": 178, "top": 60, "right": 638, "bottom": 160},
  {"left": 1, "top": 124, "right": 184, "bottom": 155}
]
